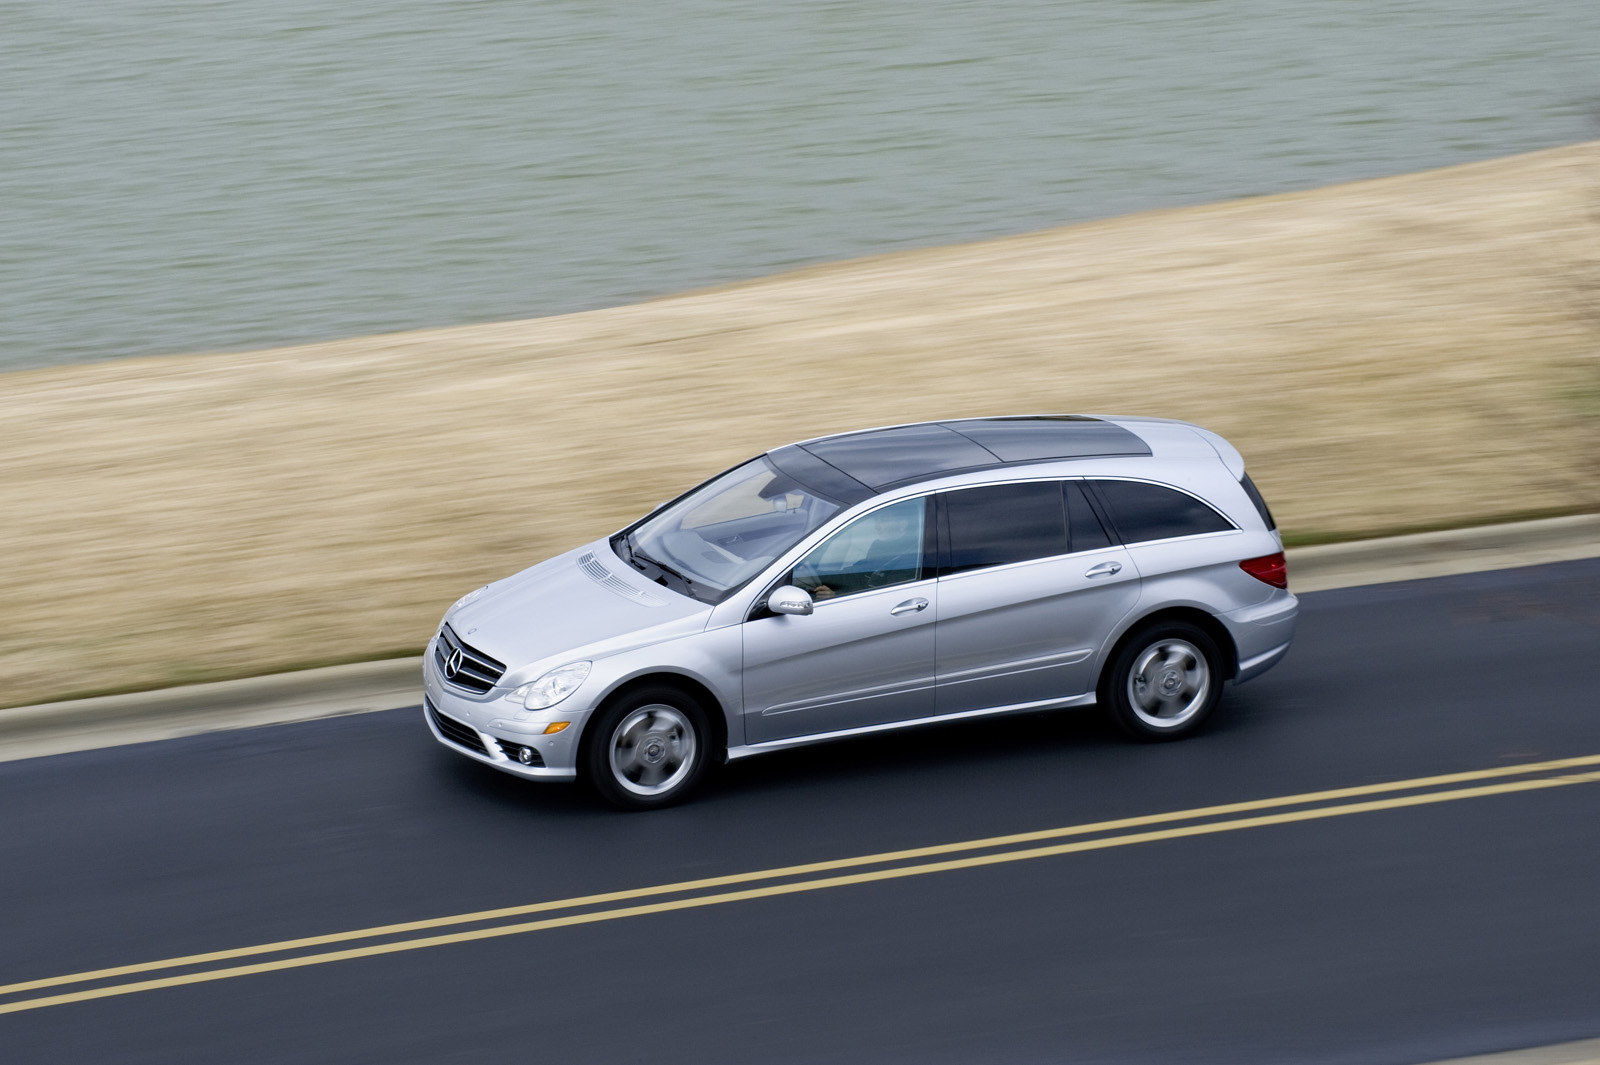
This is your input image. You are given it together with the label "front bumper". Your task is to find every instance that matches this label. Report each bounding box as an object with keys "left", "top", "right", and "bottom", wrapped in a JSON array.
[{"left": 422, "top": 645, "right": 590, "bottom": 781}]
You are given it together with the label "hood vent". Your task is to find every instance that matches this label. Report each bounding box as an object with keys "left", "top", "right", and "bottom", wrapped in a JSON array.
[{"left": 579, "top": 552, "right": 667, "bottom": 607}]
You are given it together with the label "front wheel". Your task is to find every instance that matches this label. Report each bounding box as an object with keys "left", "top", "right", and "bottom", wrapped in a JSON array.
[
  {"left": 584, "top": 686, "right": 710, "bottom": 810},
  {"left": 1100, "top": 621, "right": 1224, "bottom": 741}
]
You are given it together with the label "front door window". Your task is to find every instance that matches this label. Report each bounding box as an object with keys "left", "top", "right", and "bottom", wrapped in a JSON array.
[{"left": 790, "top": 496, "right": 927, "bottom": 601}]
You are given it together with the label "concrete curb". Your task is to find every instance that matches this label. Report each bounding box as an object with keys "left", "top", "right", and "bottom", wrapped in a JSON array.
[
  {"left": 0, "top": 657, "right": 424, "bottom": 764},
  {"left": 1288, "top": 513, "right": 1600, "bottom": 593},
  {"left": 1418, "top": 1037, "right": 1600, "bottom": 1065},
  {"left": 3, "top": 513, "right": 1597, "bottom": 763}
]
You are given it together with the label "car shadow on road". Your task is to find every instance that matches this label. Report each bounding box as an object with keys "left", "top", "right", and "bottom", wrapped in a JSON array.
[{"left": 420, "top": 688, "right": 1281, "bottom": 824}]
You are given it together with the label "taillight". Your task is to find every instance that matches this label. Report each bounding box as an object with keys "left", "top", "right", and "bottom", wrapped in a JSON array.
[{"left": 1240, "top": 551, "right": 1288, "bottom": 589}]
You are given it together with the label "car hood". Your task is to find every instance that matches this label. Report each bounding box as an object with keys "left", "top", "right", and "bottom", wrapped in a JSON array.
[{"left": 443, "top": 540, "right": 711, "bottom": 685}]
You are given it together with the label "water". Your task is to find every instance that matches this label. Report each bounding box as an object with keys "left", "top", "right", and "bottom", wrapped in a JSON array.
[{"left": 2, "top": 0, "right": 1597, "bottom": 372}]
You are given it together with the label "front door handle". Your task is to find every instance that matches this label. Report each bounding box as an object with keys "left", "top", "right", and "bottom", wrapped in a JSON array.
[
  {"left": 890, "top": 597, "right": 929, "bottom": 616},
  {"left": 1085, "top": 561, "right": 1123, "bottom": 578}
]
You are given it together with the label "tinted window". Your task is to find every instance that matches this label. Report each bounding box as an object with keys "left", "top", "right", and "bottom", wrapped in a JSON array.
[
  {"left": 1239, "top": 473, "right": 1278, "bottom": 531},
  {"left": 1090, "top": 480, "right": 1234, "bottom": 544},
  {"left": 943, "top": 482, "right": 1068, "bottom": 574},
  {"left": 1063, "top": 481, "right": 1112, "bottom": 552},
  {"left": 791, "top": 496, "right": 928, "bottom": 601}
]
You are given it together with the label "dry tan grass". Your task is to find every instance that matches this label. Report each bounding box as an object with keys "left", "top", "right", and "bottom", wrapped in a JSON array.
[{"left": 3, "top": 142, "right": 1598, "bottom": 707}]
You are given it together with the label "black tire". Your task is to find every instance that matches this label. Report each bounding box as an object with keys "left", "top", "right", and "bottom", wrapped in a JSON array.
[
  {"left": 1099, "top": 620, "right": 1224, "bottom": 741},
  {"left": 583, "top": 685, "right": 711, "bottom": 810}
]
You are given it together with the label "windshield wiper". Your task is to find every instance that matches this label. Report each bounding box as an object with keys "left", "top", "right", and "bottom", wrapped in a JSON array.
[
  {"left": 614, "top": 531, "right": 639, "bottom": 567},
  {"left": 631, "top": 545, "right": 697, "bottom": 593},
  {"left": 615, "top": 533, "right": 699, "bottom": 597}
]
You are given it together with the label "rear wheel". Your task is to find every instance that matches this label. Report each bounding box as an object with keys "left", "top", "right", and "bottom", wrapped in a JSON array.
[
  {"left": 584, "top": 686, "right": 710, "bottom": 810},
  {"left": 1100, "top": 621, "right": 1223, "bottom": 740}
]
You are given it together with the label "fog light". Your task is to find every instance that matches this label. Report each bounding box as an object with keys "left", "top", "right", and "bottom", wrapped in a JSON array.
[
  {"left": 543, "top": 722, "right": 570, "bottom": 735},
  {"left": 517, "top": 746, "right": 535, "bottom": 765}
]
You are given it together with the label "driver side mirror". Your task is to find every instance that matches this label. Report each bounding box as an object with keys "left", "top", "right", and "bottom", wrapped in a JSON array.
[{"left": 767, "top": 585, "right": 814, "bottom": 616}]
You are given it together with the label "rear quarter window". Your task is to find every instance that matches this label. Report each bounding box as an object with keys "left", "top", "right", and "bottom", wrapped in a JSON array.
[{"left": 1089, "top": 479, "right": 1235, "bottom": 544}]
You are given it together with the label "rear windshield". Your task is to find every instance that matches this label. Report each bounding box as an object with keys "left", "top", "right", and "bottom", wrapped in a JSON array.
[{"left": 1239, "top": 473, "right": 1278, "bottom": 531}]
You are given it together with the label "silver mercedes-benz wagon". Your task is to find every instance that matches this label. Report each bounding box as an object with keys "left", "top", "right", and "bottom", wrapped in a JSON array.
[{"left": 424, "top": 415, "right": 1296, "bottom": 808}]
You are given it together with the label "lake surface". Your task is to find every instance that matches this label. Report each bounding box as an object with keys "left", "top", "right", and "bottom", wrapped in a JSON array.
[{"left": 2, "top": 0, "right": 1597, "bottom": 371}]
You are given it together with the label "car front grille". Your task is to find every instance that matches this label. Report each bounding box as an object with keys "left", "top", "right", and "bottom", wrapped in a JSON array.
[
  {"left": 433, "top": 623, "right": 506, "bottom": 694},
  {"left": 495, "top": 739, "right": 545, "bottom": 767},
  {"left": 426, "top": 698, "right": 489, "bottom": 756}
]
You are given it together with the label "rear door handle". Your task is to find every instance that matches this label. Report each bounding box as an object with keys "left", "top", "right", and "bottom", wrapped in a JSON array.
[
  {"left": 890, "top": 597, "right": 929, "bottom": 616},
  {"left": 1085, "top": 561, "right": 1122, "bottom": 578}
]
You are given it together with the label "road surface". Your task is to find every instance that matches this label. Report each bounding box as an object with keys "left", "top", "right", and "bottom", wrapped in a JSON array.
[{"left": 3, "top": 559, "right": 1598, "bottom": 1063}]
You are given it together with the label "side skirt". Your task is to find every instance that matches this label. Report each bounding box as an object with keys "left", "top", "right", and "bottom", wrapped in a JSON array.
[{"left": 725, "top": 692, "right": 1098, "bottom": 762}]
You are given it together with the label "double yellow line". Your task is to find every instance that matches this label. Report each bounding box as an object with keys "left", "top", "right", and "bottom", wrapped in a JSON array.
[{"left": 5, "top": 752, "right": 1600, "bottom": 1016}]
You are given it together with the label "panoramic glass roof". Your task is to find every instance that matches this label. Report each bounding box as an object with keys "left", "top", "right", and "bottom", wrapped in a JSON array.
[
  {"left": 944, "top": 416, "right": 1152, "bottom": 464},
  {"left": 787, "top": 416, "right": 1151, "bottom": 493}
]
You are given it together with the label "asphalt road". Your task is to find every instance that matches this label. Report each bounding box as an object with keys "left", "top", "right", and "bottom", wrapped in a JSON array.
[{"left": 4, "top": 559, "right": 1599, "bottom": 1064}]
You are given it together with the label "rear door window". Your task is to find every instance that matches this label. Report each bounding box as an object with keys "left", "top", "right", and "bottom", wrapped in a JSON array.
[
  {"left": 941, "top": 482, "right": 1068, "bottom": 575},
  {"left": 1088, "top": 479, "right": 1234, "bottom": 544}
]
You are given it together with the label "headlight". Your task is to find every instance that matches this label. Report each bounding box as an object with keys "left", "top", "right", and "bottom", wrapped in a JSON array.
[{"left": 509, "top": 662, "right": 592, "bottom": 709}]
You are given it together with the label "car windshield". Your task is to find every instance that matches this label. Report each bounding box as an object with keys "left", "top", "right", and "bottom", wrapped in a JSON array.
[{"left": 617, "top": 457, "right": 842, "bottom": 602}]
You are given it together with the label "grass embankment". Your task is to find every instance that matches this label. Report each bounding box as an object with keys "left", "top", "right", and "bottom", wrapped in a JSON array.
[{"left": 4, "top": 142, "right": 1598, "bottom": 708}]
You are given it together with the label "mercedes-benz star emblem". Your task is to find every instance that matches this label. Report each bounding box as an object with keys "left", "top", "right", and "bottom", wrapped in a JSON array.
[{"left": 444, "top": 647, "right": 464, "bottom": 680}]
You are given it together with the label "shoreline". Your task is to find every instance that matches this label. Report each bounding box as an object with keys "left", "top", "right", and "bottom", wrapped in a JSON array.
[{"left": 2, "top": 141, "right": 1597, "bottom": 708}]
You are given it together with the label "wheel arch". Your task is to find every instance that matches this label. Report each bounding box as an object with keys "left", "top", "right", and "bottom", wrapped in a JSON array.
[
  {"left": 582, "top": 671, "right": 729, "bottom": 764},
  {"left": 1100, "top": 606, "right": 1240, "bottom": 691}
]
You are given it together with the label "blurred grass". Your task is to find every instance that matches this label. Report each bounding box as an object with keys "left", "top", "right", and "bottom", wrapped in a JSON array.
[{"left": 3, "top": 141, "right": 1598, "bottom": 708}]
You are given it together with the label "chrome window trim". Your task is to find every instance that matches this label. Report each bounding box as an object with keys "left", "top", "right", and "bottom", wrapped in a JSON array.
[
  {"left": 736, "top": 470, "right": 1240, "bottom": 618},
  {"left": 803, "top": 574, "right": 938, "bottom": 612},
  {"left": 1102, "top": 527, "right": 1244, "bottom": 550},
  {"left": 933, "top": 545, "right": 1120, "bottom": 583}
]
